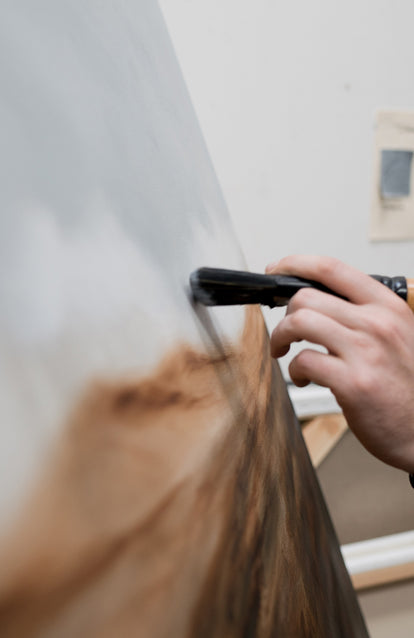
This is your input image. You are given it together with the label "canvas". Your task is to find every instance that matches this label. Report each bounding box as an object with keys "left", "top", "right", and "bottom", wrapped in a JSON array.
[{"left": 0, "top": 2, "right": 368, "bottom": 636}]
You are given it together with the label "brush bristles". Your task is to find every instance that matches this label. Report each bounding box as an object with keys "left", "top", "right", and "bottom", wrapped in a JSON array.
[{"left": 190, "top": 268, "right": 279, "bottom": 307}]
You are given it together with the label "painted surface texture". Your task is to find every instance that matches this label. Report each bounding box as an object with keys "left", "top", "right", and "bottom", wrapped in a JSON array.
[{"left": 0, "top": 2, "right": 368, "bottom": 636}]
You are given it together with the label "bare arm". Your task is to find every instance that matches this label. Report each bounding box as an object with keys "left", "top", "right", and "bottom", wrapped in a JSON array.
[{"left": 267, "top": 255, "right": 414, "bottom": 473}]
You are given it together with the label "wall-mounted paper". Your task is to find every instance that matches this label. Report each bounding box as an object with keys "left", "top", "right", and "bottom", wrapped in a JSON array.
[
  {"left": 381, "top": 150, "right": 413, "bottom": 198},
  {"left": 371, "top": 111, "right": 414, "bottom": 240}
]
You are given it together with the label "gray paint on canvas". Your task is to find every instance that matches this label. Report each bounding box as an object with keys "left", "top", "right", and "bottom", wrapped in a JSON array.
[{"left": 0, "top": 0, "right": 244, "bottom": 521}]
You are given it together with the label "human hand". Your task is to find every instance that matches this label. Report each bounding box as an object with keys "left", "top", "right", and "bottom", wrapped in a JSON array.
[{"left": 266, "top": 255, "right": 414, "bottom": 473}]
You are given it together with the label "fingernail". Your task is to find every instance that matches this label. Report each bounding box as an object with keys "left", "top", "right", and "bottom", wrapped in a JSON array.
[{"left": 265, "top": 261, "right": 279, "bottom": 273}]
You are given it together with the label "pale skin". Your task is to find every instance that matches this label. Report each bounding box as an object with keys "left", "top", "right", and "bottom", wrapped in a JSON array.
[{"left": 266, "top": 255, "right": 414, "bottom": 474}]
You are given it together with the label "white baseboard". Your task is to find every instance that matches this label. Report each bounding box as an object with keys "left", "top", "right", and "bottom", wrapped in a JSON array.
[
  {"left": 287, "top": 384, "right": 341, "bottom": 420},
  {"left": 341, "top": 530, "right": 414, "bottom": 590}
]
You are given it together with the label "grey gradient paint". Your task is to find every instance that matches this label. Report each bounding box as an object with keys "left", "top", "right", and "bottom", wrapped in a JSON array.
[{"left": 0, "top": 1, "right": 244, "bottom": 521}]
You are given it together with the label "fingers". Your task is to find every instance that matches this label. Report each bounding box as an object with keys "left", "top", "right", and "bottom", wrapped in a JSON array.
[
  {"left": 285, "top": 287, "right": 363, "bottom": 331},
  {"left": 266, "top": 255, "right": 398, "bottom": 307},
  {"left": 270, "top": 308, "right": 353, "bottom": 359},
  {"left": 265, "top": 256, "right": 414, "bottom": 473},
  {"left": 288, "top": 349, "right": 346, "bottom": 389}
]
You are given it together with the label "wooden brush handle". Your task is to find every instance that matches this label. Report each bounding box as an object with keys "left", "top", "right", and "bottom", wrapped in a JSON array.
[{"left": 406, "top": 279, "right": 414, "bottom": 311}]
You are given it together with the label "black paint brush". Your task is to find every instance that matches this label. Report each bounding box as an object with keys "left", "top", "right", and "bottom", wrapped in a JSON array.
[{"left": 190, "top": 267, "right": 414, "bottom": 310}]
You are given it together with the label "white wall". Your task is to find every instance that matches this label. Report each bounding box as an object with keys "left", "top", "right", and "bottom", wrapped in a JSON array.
[
  {"left": 159, "top": 0, "right": 414, "bottom": 277},
  {"left": 159, "top": 0, "right": 414, "bottom": 381}
]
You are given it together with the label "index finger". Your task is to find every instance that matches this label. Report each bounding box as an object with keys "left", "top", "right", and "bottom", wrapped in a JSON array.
[{"left": 265, "top": 255, "right": 395, "bottom": 306}]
